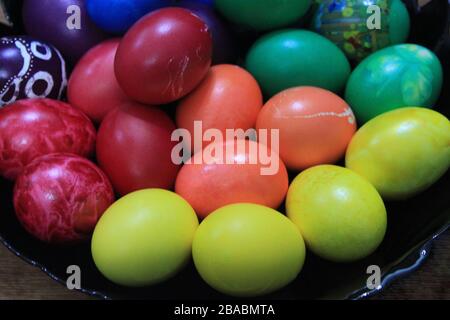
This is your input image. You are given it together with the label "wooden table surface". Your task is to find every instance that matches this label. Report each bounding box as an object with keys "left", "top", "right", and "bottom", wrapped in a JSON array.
[{"left": 0, "top": 231, "right": 448, "bottom": 300}]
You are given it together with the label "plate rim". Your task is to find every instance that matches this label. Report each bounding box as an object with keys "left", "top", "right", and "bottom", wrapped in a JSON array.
[{"left": 1, "top": 222, "right": 448, "bottom": 300}]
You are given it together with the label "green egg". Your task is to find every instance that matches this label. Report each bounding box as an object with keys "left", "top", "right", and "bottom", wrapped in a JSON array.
[
  {"left": 345, "top": 44, "right": 443, "bottom": 124},
  {"left": 215, "top": 0, "right": 312, "bottom": 31},
  {"left": 246, "top": 29, "right": 351, "bottom": 97}
]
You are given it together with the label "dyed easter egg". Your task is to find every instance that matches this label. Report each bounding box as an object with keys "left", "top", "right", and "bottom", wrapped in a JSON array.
[
  {"left": 286, "top": 165, "right": 387, "bottom": 262},
  {"left": 311, "top": 0, "right": 410, "bottom": 61},
  {"left": 115, "top": 8, "right": 212, "bottom": 105},
  {"left": 176, "top": 1, "right": 236, "bottom": 64},
  {"left": 68, "top": 39, "right": 129, "bottom": 123},
  {"left": 92, "top": 189, "right": 198, "bottom": 287},
  {"left": 14, "top": 154, "right": 114, "bottom": 244},
  {"left": 176, "top": 64, "right": 263, "bottom": 154},
  {"left": 346, "top": 108, "right": 450, "bottom": 200},
  {"left": 345, "top": 44, "right": 443, "bottom": 124},
  {"left": 0, "top": 98, "right": 96, "bottom": 180},
  {"left": 0, "top": 36, "right": 67, "bottom": 107},
  {"left": 97, "top": 102, "right": 180, "bottom": 196},
  {"left": 22, "top": 0, "right": 108, "bottom": 64},
  {"left": 177, "top": 0, "right": 214, "bottom": 6},
  {"left": 256, "top": 87, "right": 357, "bottom": 171},
  {"left": 193, "top": 203, "right": 305, "bottom": 297},
  {"left": 246, "top": 30, "right": 351, "bottom": 97},
  {"left": 175, "top": 139, "right": 289, "bottom": 218},
  {"left": 86, "top": 0, "right": 170, "bottom": 34},
  {"left": 215, "top": 0, "right": 312, "bottom": 31}
]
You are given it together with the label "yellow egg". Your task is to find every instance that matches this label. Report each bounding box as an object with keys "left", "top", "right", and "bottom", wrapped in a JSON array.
[
  {"left": 286, "top": 165, "right": 387, "bottom": 262},
  {"left": 91, "top": 189, "right": 199, "bottom": 287},
  {"left": 193, "top": 203, "right": 305, "bottom": 297},
  {"left": 346, "top": 107, "right": 450, "bottom": 199}
]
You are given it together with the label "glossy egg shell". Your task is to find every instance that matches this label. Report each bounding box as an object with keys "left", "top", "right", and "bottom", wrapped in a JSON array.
[
  {"left": 0, "top": 98, "right": 96, "bottom": 180},
  {"left": 22, "top": 0, "right": 108, "bottom": 64},
  {"left": 176, "top": 1, "right": 236, "bottom": 64},
  {"left": 175, "top": 139, "right": 289, "bottom": 218},
  {"left": 114, "top": 7, "right": 213, "bottom": 104},
  {"left": 96, "top": 102, "right": 180, "bottom": 196},
  {"left": 86, "top": 0, "right": 170, "bottom": 34},
  {"left": 68, "top": 39, "right": 129, "bottom": 123},
  {"left": 311, "top": 0, "right": 410, "bottom": 61},
  {"left": 246, "top": 30, "right": 351, "bottom": 97},
  {"left": 0, "top": 36, "right": 67, "bottom": 107},
  {"left": 256, "top": 86, "right": 357, "bottom": 171},
  {"left": 346, "top": 107, "right": 450, "bottom": 199},
  {"left": 345, "top": 44, "right": 443, "bottom": 124},
  {"left": 91, "top": 189, "right": 199, "bottom": 287},
  {"left": 286, "top": 165, "right": 387, "bottom": 262},
  {"left": 176, "top": 64, "right": 263, "bottom": 154},
  {"left": 193, "top": 203, "right": 306, "bottom": 297},
  {"left": 14, "top": 153, "right": 115, "bottom": 244},
  {"left": 215, "top": 0, "right": 312, "bottom": 31}
]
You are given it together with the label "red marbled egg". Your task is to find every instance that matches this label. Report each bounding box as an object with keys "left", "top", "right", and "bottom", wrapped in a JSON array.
[
  {"left": 14, "top": 153, "right": 115, "bottom": 244},
  {"left": 0, "top": 98, "right": 96, "bottom": 180}
]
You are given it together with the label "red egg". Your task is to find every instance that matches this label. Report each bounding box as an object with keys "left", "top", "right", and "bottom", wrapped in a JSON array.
[
  {"left": 68, "top": 39, "right": 129, "bottom": 124},
  {"left": 14, "top": 153, "right": 115, "bottom": 244},
  {"left": 256, "top": 87, "right": 357, "bottom": 171},
  {"left": 0, "top": 99, "right": 96, "bottom": 180},
  {"left": 175, "top": 139, "right": 289, "bottom": 218},
  {"left": 114, "top": 7, "right": 213, "bottom": 104},
  {"left": 97, "top": 102, "right": 180, "bottom": 195}
]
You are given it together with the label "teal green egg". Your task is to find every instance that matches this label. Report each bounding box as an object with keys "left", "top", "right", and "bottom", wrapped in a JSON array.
[
  {"left": 246, "top": 29, "right": 351, "bottom": 97},
  {"left": 345, "top": 44, "right": 443, "bottom": 124},
  {"left": 215, "top": 0, "right": 312, "bottom": 31},
  {"left": 311, "top": 0, "right": 410, "bottom": 62}
]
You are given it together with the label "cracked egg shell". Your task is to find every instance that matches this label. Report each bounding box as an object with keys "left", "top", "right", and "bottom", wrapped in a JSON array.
[
  {"left": 256, "top": 86, "right": 357, "bottom": 171},
  {"left": 114, "top": 7, "right": 213, "bottom": 105}
]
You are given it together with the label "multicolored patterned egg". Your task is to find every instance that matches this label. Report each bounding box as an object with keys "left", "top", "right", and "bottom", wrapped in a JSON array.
[
  {"left": 345, "top": 44, "right": 443, "bottom": 124},
  {"left": 0, "top": 36, "right": 67, "bottom": 107},
  {"left": 311, "top": 0, "right": 410, "bottom": 61}
]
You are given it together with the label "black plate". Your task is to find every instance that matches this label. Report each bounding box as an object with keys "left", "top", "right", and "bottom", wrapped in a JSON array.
[{"left": 0, "top": 0, "right": 449, "bottom": 300}]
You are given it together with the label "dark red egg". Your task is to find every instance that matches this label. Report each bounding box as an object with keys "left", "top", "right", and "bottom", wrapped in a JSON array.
[
  {"left": 114, "top": 7, "right": 213, "bottom": 105},
  {"left": 0, "top": 99, "right": 96, "bottom": 180},
  {"left": 96, "top": 102, "right": 180, "bottom": 195},
  {"left": 13, "top": 153, "right": 115, "bottom": 244},
  {"left": 68, "top": 39, "right": 130, "bottom": 124}
]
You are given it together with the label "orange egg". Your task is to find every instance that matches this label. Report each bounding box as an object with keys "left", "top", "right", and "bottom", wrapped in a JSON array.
[
  {"left": 175, "top": 139, "right": 288, "bottom": 218},
  {"left": 256, "top": 86, "right": 357, "bottom": 171},
  {"left": 176, "top": 64, "right": 263, "bottom": 154}
]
